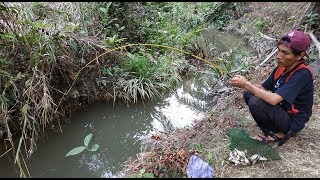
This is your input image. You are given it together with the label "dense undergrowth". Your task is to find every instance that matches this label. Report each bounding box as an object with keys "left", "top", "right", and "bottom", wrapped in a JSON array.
[{"left": 1, "top": 2, "right": 319, "bottom": 178}]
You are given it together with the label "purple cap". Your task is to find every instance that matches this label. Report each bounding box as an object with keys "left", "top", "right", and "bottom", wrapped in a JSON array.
[{"left": 278, "top": 30, "right": 311, "bottom": 52}]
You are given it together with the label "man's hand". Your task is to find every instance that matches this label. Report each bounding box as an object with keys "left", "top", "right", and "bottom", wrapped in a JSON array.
[
  {"left": 229, "top": 75, "right": 248, "bottom": 89},
  {"left": 229, "top": 74, "right": 283, "bottom": 105}
]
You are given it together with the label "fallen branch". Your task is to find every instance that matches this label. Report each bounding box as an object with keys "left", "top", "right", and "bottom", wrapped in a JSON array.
[
  {"left": 308, "top": 32, "right": 320, "bottom": 59},
  {"left": 255, "top": 47, "right": 278, "bottom": 69},
  {"left": 292, "top": 2, "right": 312, "bottom": 29},
  {"left": 0, "top": 147, "right": 12, "bottom": 158},
  {"left": 259, "top": 32, "right": 276, "bottom": 41},
  {"left": 307, "top": 32, "right": 320, "bottom": 77}
]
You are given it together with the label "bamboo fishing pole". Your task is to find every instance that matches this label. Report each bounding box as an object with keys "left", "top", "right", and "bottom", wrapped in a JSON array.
[{"left": 53, "top": 43, "right": 229, "bottom": 116}]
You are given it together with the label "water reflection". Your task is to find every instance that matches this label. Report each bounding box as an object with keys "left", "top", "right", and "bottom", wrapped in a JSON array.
[{"left": 0, "top": 74, "right": 212, "bottom": 178}]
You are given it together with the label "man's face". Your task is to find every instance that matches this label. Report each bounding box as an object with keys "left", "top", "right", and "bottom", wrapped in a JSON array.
[{"left": 276, "top": 44, "right": 302, "bottom": 67}]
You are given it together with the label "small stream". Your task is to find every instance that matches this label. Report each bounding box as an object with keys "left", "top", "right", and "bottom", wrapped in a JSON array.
[
  {"left": 0, "top": 28, "right": 255, "bottom": 178},
  {"left": 0, "top": 74, "right": 217, "bottom": 178}
]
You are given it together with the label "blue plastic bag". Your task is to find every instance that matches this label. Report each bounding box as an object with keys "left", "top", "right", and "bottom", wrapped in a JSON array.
[{"left": 186, "top": 155, "right": 214, "bottom": 178}]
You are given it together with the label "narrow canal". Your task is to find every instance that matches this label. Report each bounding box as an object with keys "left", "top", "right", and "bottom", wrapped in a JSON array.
[
  {"left": 0, "top": 28, "right": 255, "bottom": 178},
  {"left": 1, "top": 74, "right": 217, "bottom": 178}
]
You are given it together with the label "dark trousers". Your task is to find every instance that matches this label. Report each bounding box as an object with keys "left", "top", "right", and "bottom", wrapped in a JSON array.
[{"left": 243, "top": 91, "right": 291, "bottom": 135}]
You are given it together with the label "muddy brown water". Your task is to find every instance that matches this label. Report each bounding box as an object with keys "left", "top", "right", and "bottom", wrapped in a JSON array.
[{"left": 0, "top": 29, "right": 255, "bottom": 178}]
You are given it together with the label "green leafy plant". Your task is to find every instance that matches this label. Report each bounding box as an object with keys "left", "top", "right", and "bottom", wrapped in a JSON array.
[
  {"left": 255, "top": 18, "right": 269, "bottom": 33},
  {"left": 124, "top": 53, "right": 153, "bottom": 78},
  {"left": 127, "top": 168, "right": 155, "bottom": 178},
  {"left": 101, "top": 66, "right": 114, "bottom": 77},
  {"left": 65, "top": 133, "right": 99, "bottom": 157},
  {"left": 305, "top": 13, "right": 319, "bottom": 27},
  {"left": 193, "top": 142, "right": 205, "bottom": 152},
  {"left": 102, "top": 34, "right": 127, "bottom": 48}
]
